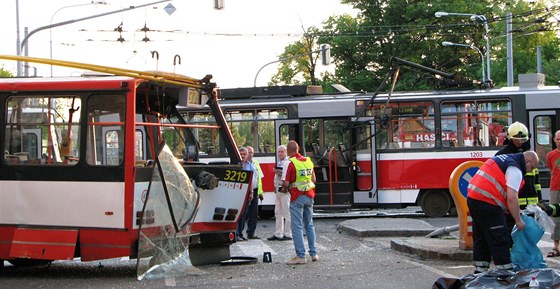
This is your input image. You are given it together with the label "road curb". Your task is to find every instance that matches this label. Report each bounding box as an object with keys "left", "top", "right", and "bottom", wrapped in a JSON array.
[
  {"left": 390, "top": 238, "right": 473, "bottom": 261},
  {"left": 336, "top": 218, "right": 435, "bottom": 237}
]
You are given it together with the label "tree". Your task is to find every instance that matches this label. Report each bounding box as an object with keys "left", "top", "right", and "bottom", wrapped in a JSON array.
[
  {"left": 0, "top": 66, "right": 14, "bottom": 77},
  {"left": 269, "top": 27, "right": 323, "bottom": 86},
  {"left": 490, "top": 1, "right": 560, "bottom": 86},
  {"left": 271, "top": 0, "right": 560, "bottom": 90}
]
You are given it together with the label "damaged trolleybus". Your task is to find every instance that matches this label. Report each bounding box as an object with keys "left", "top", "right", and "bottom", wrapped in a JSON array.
[{"left": 0, "top": 56, "right": 250, "bottom": 276}]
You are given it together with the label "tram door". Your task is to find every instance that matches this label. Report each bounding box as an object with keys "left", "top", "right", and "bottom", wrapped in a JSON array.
[
  {"left": 529, "top": 110, "right": 557, "bottom": 201},
  {"left": 276, "top": 118, "right": 354, "bottom": 209},
  {"left": 351, "top": 118, "right": 378, "bottom": 206}
]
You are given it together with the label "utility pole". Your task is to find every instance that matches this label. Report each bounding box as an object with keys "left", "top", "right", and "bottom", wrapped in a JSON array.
[
  {"left": 507, "top": 12, "right": 514, "bottom": 86},
  {"left": 15, "top": 0, "right": 21, "bottom": 76}
]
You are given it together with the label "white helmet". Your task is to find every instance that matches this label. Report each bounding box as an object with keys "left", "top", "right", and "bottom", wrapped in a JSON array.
[{"left": 507, "top": 121, "right": 528, "bottom": 140}]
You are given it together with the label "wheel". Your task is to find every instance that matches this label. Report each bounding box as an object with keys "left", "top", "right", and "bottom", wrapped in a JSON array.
[
  {"left": 258, "top": 205, "right": 274, "bottom": 219},
  {"left": 7, "top": 259, "right": 51, "bottom": 267},
  {"left": 419, "top": 190, "right": 451, "bottom": 218},
  {"left": 189, "top": 245, "right": 230, "bottom": 266}
]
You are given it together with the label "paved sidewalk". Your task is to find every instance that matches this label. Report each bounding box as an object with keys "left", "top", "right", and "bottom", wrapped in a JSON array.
[{"left": 337, "top": 218, "right": 473, "bottom": 261}]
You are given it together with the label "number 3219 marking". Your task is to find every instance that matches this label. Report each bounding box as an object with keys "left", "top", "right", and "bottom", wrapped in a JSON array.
[{"left": 224, "top": 170, "right": 248, "bottom": 183}]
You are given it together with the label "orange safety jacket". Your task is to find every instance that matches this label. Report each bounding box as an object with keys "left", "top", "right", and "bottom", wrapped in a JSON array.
[{"left": 468, "top": 154, "right": 525, "bottom": 211}]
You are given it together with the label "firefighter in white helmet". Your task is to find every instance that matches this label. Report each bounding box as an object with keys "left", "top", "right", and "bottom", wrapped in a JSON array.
[{"left": 495, "top": 121, "right": 542, "bottom": 247}]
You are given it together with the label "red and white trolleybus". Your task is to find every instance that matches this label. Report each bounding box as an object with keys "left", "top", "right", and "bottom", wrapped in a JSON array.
[
  {"left": 0, "top": 56, "right": 250, "bottom": 275},
  {"left": 181, "top": 74, "right": 557, "bottom": 217}
]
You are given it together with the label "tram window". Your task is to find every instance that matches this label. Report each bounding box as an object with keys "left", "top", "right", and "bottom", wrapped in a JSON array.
[
  {"left": 5, "top": 96, "right": 81, "bottom": 165},
  {"left": 324, "top": 120, "right": 351, "bottom": 150},
  {"left": 355, "top": 123, "right": 372, "bottom": 151},
  {"left": 370, "top": 102, "right": 435, "bottom": 150},
  {"left": 441, "top": 100, "right": 511, "bottom": 148},
  {"left": 303, "top": 119, "right": 320, "bottom": 153},
  {"left": 183, "top": 111, "right": 223, "bottom": 158},
  {"left": 86, "top": 94, "right": 125, "bottom": 166},
  {"left": 226, "top": 108, "right": 286, "bottom": 154},
  {"left": 534, "top": 115, "right": 553, "bottom": 167}
]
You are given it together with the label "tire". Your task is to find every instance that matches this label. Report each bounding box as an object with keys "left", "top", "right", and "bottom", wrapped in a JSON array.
[
  {"left": 189, "top": 245, "right": 231, "bottom": 266},
  {"left": 419, "top": 190, "right": 451, "bottom": 218},
  {"left": 7, "top": 259, "right": 51, "bottom": 267},
  {"left": 258, "top": 205, "right": 274, "bottom": 219}
]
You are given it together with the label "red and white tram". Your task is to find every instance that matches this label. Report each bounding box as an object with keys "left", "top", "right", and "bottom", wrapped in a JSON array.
[{"left": 182, "top": 75, "right": 557, "bottom": 217}]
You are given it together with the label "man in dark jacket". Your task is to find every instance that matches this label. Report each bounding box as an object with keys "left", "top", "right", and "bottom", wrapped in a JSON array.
[
  {"left": 495, "top": 122, "right": 541, "bottom": 244},
  {"left": 495, "top": 122, "right": 542, "bottom": 208}
]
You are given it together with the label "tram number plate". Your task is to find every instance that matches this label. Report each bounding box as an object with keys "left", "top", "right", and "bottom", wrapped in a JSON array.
[{"left": 470, "top": 152, "right": 483, "bottom": 158}]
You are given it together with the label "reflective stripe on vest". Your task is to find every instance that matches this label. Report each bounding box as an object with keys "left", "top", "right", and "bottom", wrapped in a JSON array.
[
  {"left": 518, "top": 197, "right": 539, "bottom": 206},
  {"left": 289, "top": 157, "right": 315, "bottom": 191},
  {"left": 525, "top": 167, "right": 538, "bottom": 177},
  {"left": 467, "top": 160, "right": 508, "bottom": 210}
]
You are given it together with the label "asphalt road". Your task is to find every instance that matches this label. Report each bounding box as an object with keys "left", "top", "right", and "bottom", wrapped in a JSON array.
[{"left": 2, "top": 210, "right": 559, "bottom": 289}]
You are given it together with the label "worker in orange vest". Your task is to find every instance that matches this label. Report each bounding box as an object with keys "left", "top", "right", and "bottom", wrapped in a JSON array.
[{"left": 467, "top": 151, "right": 539, "bottom": 273}]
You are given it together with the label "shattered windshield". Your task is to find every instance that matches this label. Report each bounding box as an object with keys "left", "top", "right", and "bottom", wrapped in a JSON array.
[{"left": 136, "top": 144, "right": 205, "bottom": 280}]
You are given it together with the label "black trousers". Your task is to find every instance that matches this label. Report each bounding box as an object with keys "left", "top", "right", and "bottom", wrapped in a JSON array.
[
  {"left": 236, "top": 189, "right": 259, "bottom": 237},
  {"left": 246, "top": 189, "right": 259, "bottom": 236},
  {"left": 467, "top": 197, "right": 512, "bottom": 267}
]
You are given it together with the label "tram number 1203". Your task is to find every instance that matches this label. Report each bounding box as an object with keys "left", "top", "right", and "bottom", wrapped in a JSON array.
[{"left": 470, "top": 152, "right": 483, "bottom": 158}]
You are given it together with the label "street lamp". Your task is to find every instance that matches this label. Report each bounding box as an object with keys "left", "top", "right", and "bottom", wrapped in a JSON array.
[
  {"left": 435, "top": 11, "right": 491, "bottom": 82},
  {"left": 50, "top": 1, "right": 107, "bottom": 77},
  {"left": 442, "top": 41, "right": 486, "bottom": 85},
  {"left": 253, "top": 44, "right": 330, "bottom": 87}
]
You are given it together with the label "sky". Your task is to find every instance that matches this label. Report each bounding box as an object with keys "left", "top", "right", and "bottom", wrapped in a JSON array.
[{"left": 0, "top": 0, "right": 357, "bottom": 88}]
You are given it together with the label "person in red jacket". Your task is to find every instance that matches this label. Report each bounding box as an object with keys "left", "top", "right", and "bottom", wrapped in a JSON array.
[
  {"left": 545, "top": 130, "right": 560, "bottom": 257},
  {"left": 282, "top": 140, "right": 318, "bottom": 265},
  {"left": 467, "top": 151, "right": 539, "bottom": 273}
]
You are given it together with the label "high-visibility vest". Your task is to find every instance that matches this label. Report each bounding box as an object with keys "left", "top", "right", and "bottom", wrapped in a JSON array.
[
  {"left": 289, "top": 157, "right": 315, "bottom": 192},
  {"left": 518, "top": 167, "right": 540, "bottom": 206},
  {"left": 253, "top": 159, "right": 263, "bottom": 196},
  {"left": 468, "top": 154, "right": 525, "bottom": 211}
]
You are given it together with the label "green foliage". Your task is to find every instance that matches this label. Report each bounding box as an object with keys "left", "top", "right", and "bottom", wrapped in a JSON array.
[
  {"left": 269, "top": 27, "right": 322, "bottom": 86},
  {"left": 270, "top": 0, "right": 560, "bottom": 90},
  {"left": 0, "top": 66, "right": 14, "bottom": 77}
]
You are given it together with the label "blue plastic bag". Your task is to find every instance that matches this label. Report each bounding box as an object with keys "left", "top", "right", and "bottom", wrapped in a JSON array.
[{"left": 511, "top": 213, "right": 547, "bottom": 270}]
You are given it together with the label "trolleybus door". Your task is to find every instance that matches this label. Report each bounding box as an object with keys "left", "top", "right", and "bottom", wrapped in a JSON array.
[{"left": 529, "top": 110, "right": 556, "bottom": 201}]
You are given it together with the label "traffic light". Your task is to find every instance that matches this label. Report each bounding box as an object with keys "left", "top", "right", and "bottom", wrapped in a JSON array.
[
  {"left": 321, "top": 44, "right": 331, "bottom": 65},
  {"left": 215, "top": 0, "right": 224, "bottom": 9}
]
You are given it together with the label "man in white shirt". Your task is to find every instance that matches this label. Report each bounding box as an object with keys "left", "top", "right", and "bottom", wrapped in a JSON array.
[{"left": 267, "top": 145, "right": 292, "bottom": 241}]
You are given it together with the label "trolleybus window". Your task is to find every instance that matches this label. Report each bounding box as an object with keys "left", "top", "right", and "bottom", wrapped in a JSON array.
[
  {"left": 86, "top": 94, "right": 125, "bottom": 166},
  {"left": 5, "top": 96, "right": 81, "bottom": 165},
  {"left": 440, "top": 100, "right": 511, "bottom": 148},
  {"left": 161, "top": 114, "right": 190, "bottom": 159}
]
